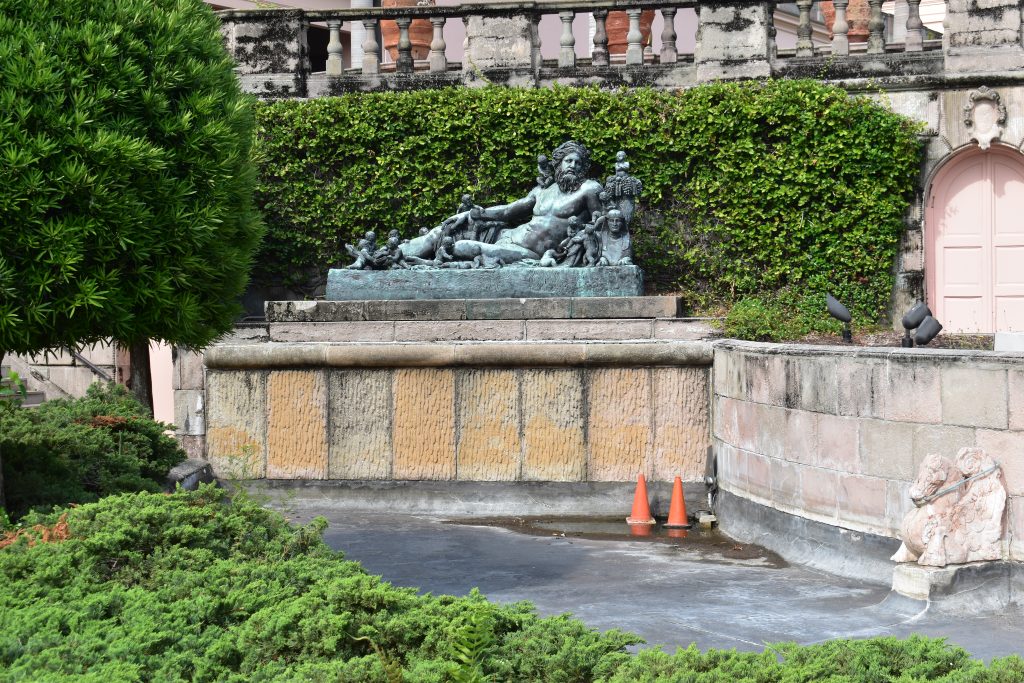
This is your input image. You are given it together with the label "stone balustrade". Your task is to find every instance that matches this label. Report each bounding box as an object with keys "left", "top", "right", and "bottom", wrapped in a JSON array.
[{"left": 213, "top": 0, "right": 1022, "bottom": 98}]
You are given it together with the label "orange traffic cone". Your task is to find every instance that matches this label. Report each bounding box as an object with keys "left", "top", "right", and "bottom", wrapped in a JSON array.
[
  {"left": 664, "top": 476, "right": 692, "bottom": 529},
  {"left": 626, "top": 473, "right": 656, "bottom": 525}
]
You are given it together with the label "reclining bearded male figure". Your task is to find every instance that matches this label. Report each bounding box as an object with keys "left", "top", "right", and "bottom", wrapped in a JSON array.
[{"left": 400, "top": 141, "right": 604, "bottom": 266}]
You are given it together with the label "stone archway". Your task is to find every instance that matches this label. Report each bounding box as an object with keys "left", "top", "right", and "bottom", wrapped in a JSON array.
[{"left": 925, "top": 145, "right": 1024, "bottom": 333}]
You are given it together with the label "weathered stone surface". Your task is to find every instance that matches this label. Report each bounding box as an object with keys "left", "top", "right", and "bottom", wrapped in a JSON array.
[
  {"left": 770, "top": 457, "right": 802, "bottom": 510},
  {"left": 653, "top": 319, "right": 719, "bottom": 340},
  {"left": 695, "top": 3, "right": 771, "bottom": 80},
  {"left": 817, "top": 413, "right": 859, "bottom": 473},
  {"left": 837, "top": 359, "right": 878, "bottom": 418},
  {"left": 744, "top": 451, "right": 772, "bottom": 503},
  {"left": 393, "top": 368, "right": 456, "bottom": 479},
  {"left": 206, "top": 370, "right": 266, "bottom": 478},
  {"left": 837, "top": 473, "right": 888, "bottom": 532},
  {"left": 464, "top": 15, "right": 534, "bottom": 70},
  {"left": 267, "top": 370, "right": 328, "bottom": 478},
  {"left": 1010, "top": 369, "right": 1024, "bottom": 431},
  {"left": 912, "top": 424, "right": 976, "bottom": 469},
  {"left": 326, "top": 266, "right": 643, "bottom": 301},
  {"left": 270, "top": 322, "right": 397, "bottom": 342},
  {"left": 859, "top": 419, "right": 916, "bottom": 481},
  {"left": 521, "top": 369, "right": 586, "bottom": 481},
  {"left": 465, "top": 298, "right": 571, "bottom": 320},
  {"left": 175, "top": 434, "right": 206, "bottom": 461},
  {"left": 800, "top": 465, "right": 840, "bottom": 521},
  {"left": 396, "top": 320, "right": 525, "bottom": 342},
  {"left": 525, "top": 319, "right": 653, "bottom": 341},
  {"left": 651, "top": 367, "right": 709, "bottom": 481},
  {"left": 1009, "top": 496, "right": 1024, "bottom": 561},
  {"left": 174, "top": 389, "right": 205, "bottom": 437},
  {"left": 164, "top": 459, "right": 215, "bottom": 492},
  {"left": 941, "top": 366, "right": 1008, "bottom": 429},
  {"left": 456, "top": 370, "right": 521, "bottom": 480},
  {"left": 328, "top": 370, "right": 393, "bottom": 479},
  {"left": 571, "top": 296, "right": 679, "bottom": 319},
  {"left": 588, "top": 368, "right": 652, "bottom": 481},
  {"left": 874, "top": 361, "right": 941, "bottom": 424},
  {"left": 174, "top": 347, "right": 205, "bottom": 391}
]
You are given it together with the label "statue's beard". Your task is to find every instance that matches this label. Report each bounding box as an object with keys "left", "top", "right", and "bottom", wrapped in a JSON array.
[{"left": 555, "top": 169, "right": 583, "bottom": 193}]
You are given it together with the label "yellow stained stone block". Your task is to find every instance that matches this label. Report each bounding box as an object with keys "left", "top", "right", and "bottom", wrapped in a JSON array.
[
  {"left": 267, "top": 370, "right": 328, "bottom": 479},
  {"left": 205, "top": 370, "right": 266, "bottom": 479},
  {"left": 521, "top": 369, "right": 586, "bottom": 481},
  {"left": 393, "top": 368, "right": 456, "bottom": 479},
  {"left": 456, "top": 369, "right": 521, "bottom": 480},
  {"left": 588, "top": 368, "right": 652, "bottom": 481},
  {"left": 652, "top": 367, "right": 710, "bottom": 481},
  {"left": 328, "top": 370, "right": 393, "bottom": 479}
]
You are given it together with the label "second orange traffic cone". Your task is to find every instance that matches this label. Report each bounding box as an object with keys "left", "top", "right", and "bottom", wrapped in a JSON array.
[
  {"left": 626, "top": 473, "right": 656, "bottom": 525},
  {"left": 664, "top": 476, "right": 692, "bottom": 529}
]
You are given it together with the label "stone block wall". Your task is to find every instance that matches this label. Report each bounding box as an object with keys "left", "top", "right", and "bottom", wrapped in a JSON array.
[
  {"left": 713, "top": 340, "right": 1024, "bottom": 562},
  {"left": 199, "top": 340, "right": 712, "bottom": 485}
]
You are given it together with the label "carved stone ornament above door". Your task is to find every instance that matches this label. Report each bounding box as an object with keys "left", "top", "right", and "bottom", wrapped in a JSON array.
[{"left": 963, "top": 86, "right": 1007, "bottom": 151}]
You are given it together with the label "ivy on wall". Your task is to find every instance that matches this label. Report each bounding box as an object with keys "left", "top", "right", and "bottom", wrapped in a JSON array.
[{"left": 253, "top": 81, "right": 920, "bottom": 321}]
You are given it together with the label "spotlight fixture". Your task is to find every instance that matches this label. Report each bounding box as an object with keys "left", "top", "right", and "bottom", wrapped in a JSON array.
[
  {"left": 826, "top": 293, "right": 853, "bottom": 343},
  {"left": 901, "top": 302, "right": 931, "bottom": 348},
  {"left": 914, "top": 315, "right": 943, "bottom": 345}
]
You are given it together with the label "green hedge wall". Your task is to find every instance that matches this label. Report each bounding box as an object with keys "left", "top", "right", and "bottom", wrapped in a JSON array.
[{"left": 254, "top": 82, "right": 920, "bottom": 321}]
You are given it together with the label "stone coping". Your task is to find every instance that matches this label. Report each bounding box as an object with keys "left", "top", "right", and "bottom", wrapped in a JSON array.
[
  {"left": 266, "top": 296, "right": 683, "bottom": 322},
  {"left": 715, "top": 338, "right": 1024, "bottom": 362},
  {"left": 205, "top": 340, "right": 714, "bottom": 369}
]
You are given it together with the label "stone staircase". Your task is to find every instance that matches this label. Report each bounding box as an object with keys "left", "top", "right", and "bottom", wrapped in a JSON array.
[{"left": 0, "top": 365, "right": 46, "bottom": 407}]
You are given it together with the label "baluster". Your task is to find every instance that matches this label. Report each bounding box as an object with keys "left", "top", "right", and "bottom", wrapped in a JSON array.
[
  {"left": 905, "top": 0, "right": 924, "bottom": 51},
  {"left": 831, "top": 0, "right": 850, "bottom": 56},
  {"left": 326, "top": 19, "right": 344, "bottom": 75},
  {"left": 592, "top": 10, "right": 609, "bottom": 67},
  {"left": 558, "top": 11, "right": 576, "bottom": 68},
  {"left": 429, "top": 17, "right": 447, "bottom": 71},
  {"left": 395, "top": 17, "right": 414, "bottom": 72},
  {"left": 530, "top": 13, "right": 542, "bottom": 70},
  {"left": 660, "top": 8, "right": 677, "bottom": 64},
  {"left": 867, "top": 0, "right": 885, "bottom": 53},
  {"left": 767, "top": 0, "right": 778, "bottom": 60},
  {"left": 795, "top": 0, "right": 814, "bottom": 57},
  {"left": 361, "top": 18, "right": 380, "bottom": 75},
  {"left": 625, "top": 8, "right": 643, "bottom": 65}
]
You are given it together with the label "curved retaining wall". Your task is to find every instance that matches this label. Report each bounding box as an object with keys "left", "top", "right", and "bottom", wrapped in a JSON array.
[{"left": 713, "top": 340, "right": 1024, "bottom": 566}]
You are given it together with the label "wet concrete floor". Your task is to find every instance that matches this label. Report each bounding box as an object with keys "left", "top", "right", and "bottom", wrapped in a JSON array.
[{"left": 282, "top": 506, "right": 1024, "bottom": 661}]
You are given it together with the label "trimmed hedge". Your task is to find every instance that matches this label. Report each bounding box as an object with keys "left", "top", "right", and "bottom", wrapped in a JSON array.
[
  {"left": 253, "top": 82, "right": 920, "bottom": 322},
  {"left": 2, "top": 489, "right": 1022, "bottom": 681}
]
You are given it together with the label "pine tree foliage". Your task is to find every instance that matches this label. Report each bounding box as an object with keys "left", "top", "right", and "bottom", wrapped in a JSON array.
[{"left": 0, "top": 0, "right": 263, "bottom": 356}]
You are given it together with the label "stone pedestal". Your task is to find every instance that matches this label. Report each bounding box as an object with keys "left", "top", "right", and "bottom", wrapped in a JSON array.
[
  {"left": 694, "top": 2, "right": 772, "bottom": 81},
  {"left": 219, "top": 9, "right": 309, "bottom": 98},
  {"left": 892, "top": 562, "right": 1018, "bottom": 612},
  {"left": 326, "top": 266, "right": 643, "bottom": 301}
]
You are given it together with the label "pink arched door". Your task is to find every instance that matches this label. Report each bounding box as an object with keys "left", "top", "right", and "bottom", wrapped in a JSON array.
[{"left": 926, "top": 146, "right": 1024, "bottom": 333}]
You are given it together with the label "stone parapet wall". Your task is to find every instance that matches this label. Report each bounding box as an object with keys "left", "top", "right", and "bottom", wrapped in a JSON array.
[
  {"left": 196, "top": 340, "right": 712, "bottom": 485},
  {"left": 713, "top": 340, "right": 1024, "bottom": 562}
]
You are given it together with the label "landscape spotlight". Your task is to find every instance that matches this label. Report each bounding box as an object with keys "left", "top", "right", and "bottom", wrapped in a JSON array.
[
  {"left": 901, "top": 302, "right": 932, "bottom": 348},
  {"left": 826, "top": 293, "right": 853, "bottom": 343},
  {"left": 914, "top": 315, "right": 943, "bottom": 346}
]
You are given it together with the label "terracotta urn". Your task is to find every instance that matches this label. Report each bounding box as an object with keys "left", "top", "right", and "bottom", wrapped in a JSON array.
[
  {"left": 605, "top": 10, "right": 655, "bottom": 56},
  {"left": 382, "top": 0, "right": 433, "bottom": 62},
  {"left": 818, "top": 0, "right": 871, "bottom": 43}
]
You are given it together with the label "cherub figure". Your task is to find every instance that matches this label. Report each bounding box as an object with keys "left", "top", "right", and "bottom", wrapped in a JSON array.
[
  {"left": 377, "top": 235, "right": 409, "bottom": 269},
  {"left": 605, "top": 150, "right": 643, "bottom": 226},
  {"left": 344, "top": 230, "right": 377, "bottom": 269},
  {"left": 434, "top": 235, "right": 456, "bottom": 267},
  {"left": 558, "top": 217, "right": 587, "bottom": 268},
  {"left": 536, "top": 154, "right": 554, "bottom": 188},
  {"left": 582, "top": 222, "right": 602, "bottom": 266}
]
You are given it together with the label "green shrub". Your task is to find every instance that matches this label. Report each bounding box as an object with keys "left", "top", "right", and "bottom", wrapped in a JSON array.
[
  {"left": 253, "top": 82, "right": 920, "bottom": 323},
  {"left": 1, "top": 489, "right": 1021, "bottom": 681},
  {"left": 0, "top": 0, "right": 264, "bottom": 357},
  {"left": 0, "top": 384, "right": 185, "bottom": 521},
  {"left": 724, "top": 291, "right": 842, "bottom": 342}
]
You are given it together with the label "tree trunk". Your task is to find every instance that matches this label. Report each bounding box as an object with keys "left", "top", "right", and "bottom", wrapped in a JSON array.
[{"left": 129, "top": 341, "right": 155, "bottom": 417}]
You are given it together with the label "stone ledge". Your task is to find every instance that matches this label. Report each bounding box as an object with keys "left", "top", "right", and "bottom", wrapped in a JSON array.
[
  {"left": 325, "top": 265, "right": 643, "bottom": 301},
  {"left": 266, "top": 296, "right": 682, "bottom": 322},
  {"left": 205, "top": 340, "right": 715, "bottom": 369},
  {"left": 892, "top": 561, "right": 1023, "bottom": 613}
]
